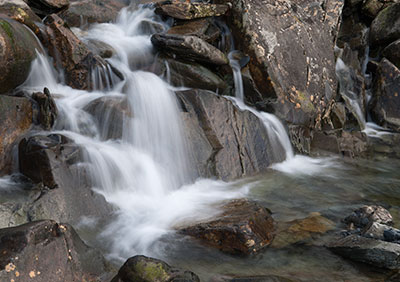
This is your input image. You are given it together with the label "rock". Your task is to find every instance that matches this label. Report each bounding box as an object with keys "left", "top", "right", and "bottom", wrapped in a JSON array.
[
  {"left": 370, "top": 3, "right": 400, "bottom": 47},
  {"left": 154, "top": 1, "right": 229, "bottom": 20},
  {"left": 328, "top": 234, "right": 400, "bottom": 269},
  {"left": 0, "top": 220, "right": 112, "bottom": 281},
  {"left": 84, "top": 38, "right": 116, "bottom": 59},
  {"left": 43, "top": 14, "right": 114, "bottom": 90},
  {"left": 180, "top": 199, "right": 275, "bottom": 255},
  {"left": 362, "top": 222, "right": 389, "bottom": 240},
  {"left": 177, "top": 89, "right": 286, "bottom": 180},
  {"left": 382, "top": 39, "right": 400, "bottom": 69},
  {"left": 155, "top": 56, "right": 227, "bottom": 93},
  {"left": 18, "top": 134, "right": 80, "bottom": 189},
  {"left": 0, "top": 0, "right": 41, "bottom": 33},
  {"left": 0, "top": 96, "right": 33, "bottom": 175},
  {"left": 84, "top": 95, "right": 132, "bottom": 140},
  {"left": 210, "top": 275, "right": 295, "bottom": 282},
  {"left": 361, "top": 0, "right": 384, "bottom": 19},
  {"left": 111, "top": 255, "right": 200, "bottom": 282},
  {"left": 271, "top": 212, "right": 335, "bottom": 248},
  {"left": 219, "top": 0, "right": 344, "bottom": 127},
  {"left": 167, "top": 18, "right": 220, "bottom": 43},
  {"left": 370, "top": 58, "right": 400, "bottom": 132},
  {"left": 59, "top": 0, "right": 127, "bottom": 28},
  {"left": 151, "top": 33, "right": 228, "bottom": 66},
  {"left": 26, "top": 0, "right": 69, "bottom": 16},
  {"left": 384, "top": 228, "right": 400, "bottom": 242},
  {"left": 0, "top": 17, "right": 41, "bottom": 94},
  {"left": 344, "top": 205, "right": 393, "bottom": 229},
  {"left": 32, "top": 88, "right": 58, "bottom": 130}
]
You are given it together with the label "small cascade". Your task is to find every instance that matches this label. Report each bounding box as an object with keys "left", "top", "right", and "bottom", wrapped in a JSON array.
[{"left": 228, "top": 51, "right": 244, "bottom": 101}]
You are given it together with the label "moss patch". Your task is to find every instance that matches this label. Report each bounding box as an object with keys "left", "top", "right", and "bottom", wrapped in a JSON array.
[
  {"left": 0, "top": 20, "right": 14, "bottom": 42},
  {"left": 135, "top": 261, "right": 171, "bottom": 281}
]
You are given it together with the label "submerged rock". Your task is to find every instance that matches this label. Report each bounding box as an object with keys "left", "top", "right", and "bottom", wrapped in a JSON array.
[
  {"left": 370, "top": 59, "right": 400, "bottom": 132},
  {"left": 32, "top": 88, "right": 58, "bottom": 131},
  {"left": 220, "top": 0, "right": 343, "bottom": 127},
  {"left": 152, "top": 33, "right": 228, "bottom": 66},
  {"left": 111, "top": 255, "right": 200, "bottom": 282},
  {"left": 370, "top": 3, "right": 400, "bottom": 47},
  {"left": 0, "top": 17, "right": 41, "bottom": 94},
  {"left": 0, "top": 95, "right": 33, "bottom": 175},
  {"left": 0, "top": 220, "right": 112, "bottom": 281},
  {"left": 180, "top": 199, "right": 275, "bottom": 255},
  {"left": 154, "top": 1, "right": 229, "bottom": 20}
]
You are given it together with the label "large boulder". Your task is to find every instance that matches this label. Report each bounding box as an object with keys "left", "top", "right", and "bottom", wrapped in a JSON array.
[
  {"left": 0, "top": 0, "right": 41, "bottom": 32},
  {"left": 151, "top": 34, "right": 229, "bottom": 66},
  {"left": 370, "top": 3, "right": 400, "bottom": 47},
  {"left": 154, "top": 1, "right": 229, "bottom": 20},
  {"left": 59, "top": 0, "right": 128, "bottom": 28},
  {"left": 43, "top": 14, "right": 115, "bottom": 91},
  {"left": 0, "top": 95, "right": 33, "bottom": 175},
  {"left": 111, "top": 255, "right": 200, "bottom": 282},
  {"left": 177, "top": 89, "right": 286, "bottom": 180},
  {"left": 0, "top": 220, "right": 112, "bottom": 281},
  {"left": 0, "top": 17, "right": 41, "bottom": 94},
  {"left": 370, "top": 59, "right": 400, "bottom": 132},
  {"left": 180, "top": 199, "right": 275, "bottom": 255},
  {"left": 382, "top": 39, "right": 400, "bottom": 69},
  {"left": 218, "top": 0, "right": 344, "bottom": 127},
  {"left": 26, "top": 0, "right": 69, "bottom": 16}
]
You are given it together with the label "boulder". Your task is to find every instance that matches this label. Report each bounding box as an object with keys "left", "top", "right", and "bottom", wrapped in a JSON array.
[
  {"left": 84, "top": 38, "right": 116, "bottom": 59},
  {"left": 111, "top": 255, "right": 200, "bottom": 282},
  {"left": 155, "top": 56, "right": 227, "bottom": 93},
  {"left": 344, "top": 205, "right": 393, "bottom": 229},
  {"left": 151, "top": 33, "right": 228, "bottom": 66},
  {"left": 382, "top": 39, "right": 400, "bottom": 69},
  {"left": 218, "top": 0, "right": 344, "bottom": 127},
  {"left": 167, "top": 18, "right": 220, "bottom": 43},
  {"left": 18, "top": 134, "right": 80, "bottom": 189},
  {"left": 177, "top": 89, "right": 286, "bottom": 180},
  {"left": 43, "top": 14, "right": 115, "bottom": 90},
  {"left": 0, "top": 0, "right": 41, "bottom": 33},
  {"left": 32, "top": 88, "right": 58, "bottom": 130},
  {"left": 59, "top": 0, "right": 128, "bottom": 28},
  {"left": 84, "top": 95, "right": 132, "bottom": 140},
  {"left": 0, "top": 17, "right": 41, "bottom": 94},
  {"left": 370, "top": 59, "right": 400, "bottom": 132},
  {"left": 370, "top": 3, "right": 400, "bottom": 47},
  {"left": 0, "top": 220, "right": 112, "bottom": 281},
  {"left": 361, "top": 0, "right": 384, "bottom": 19},
  {"left": 0, "top": 95, "right": 33, "bottom": 175},
  {"left": 26, "top": 0, "right": 69, "bottom": 16},
  {"left": 154, "top": 1, "right": 229, "bottom": 20},
  {"left": 210, "top": 275, "right": 295, "bottom": 282},
  {"left": 180, "top": 199, "right": 275, "bottom": 255},
  {"left": 328, "top": 234, "right": 400, "bottom": 269}
]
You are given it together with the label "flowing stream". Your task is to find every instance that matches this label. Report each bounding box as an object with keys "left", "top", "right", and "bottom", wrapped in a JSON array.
[{"left": 4, "top": 5, "right": 398, "bottom": 281}]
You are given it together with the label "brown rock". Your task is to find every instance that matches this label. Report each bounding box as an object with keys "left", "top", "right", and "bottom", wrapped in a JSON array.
[
  {"left": 180, "top": 199, "right": 275, "bottom": 255},
  {"left": 155, "top": 1, "right": 229, "bottom": 20},
  {"left": 344, "top": 205, "right": 393, "bottom": 229},
  {"left": 370, "top": 3, "right": 400, "bottom": 47},
  {"left": 32, "top": 88, "right": 58, "bottom": 130},
  {"left": 382, "top": 39, "right": 400, "bottom": 69},
  {"left": 27, "top": 0, "right": 69, "bottom": 16},
  {"left": 167, "top": 18, "right": 220, "bottom": 43},
  {"left": 0, "top": 0, "right": 41, "bottom": 33}
]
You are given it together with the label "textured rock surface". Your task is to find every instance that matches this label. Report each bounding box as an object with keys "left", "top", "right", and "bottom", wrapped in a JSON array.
[
  {"left": 180, "top": 199, "right": 275, "bottom": 255},
  {"left": 344, "top": 205, "right": 393, "bottom": 229},
  {"left": 155, "top": 1, "right": 229, "bottom": 20},
  {"left": 370, "top": 3, "right": 400, "bottom": 47},
  {"left": 177, "top": 89, "right": 286, "bottom": 180},
  {"left": 27, "top": 0, "right": 69, "bottom": 16},
  {"left": 0, "top": 0, "right": 41, "bottom": 32},
  {"left": 0, "top": 17, "right": 40, "bottom": 94},
  {"left": 32, "top": 88, "right": 58, "bottom": 131},
  {"left": 382, "top": 39, "right": 400, "bottom": 69},
  {"left": 111, "top": 255, "right": 200, "bottom": 282},
  {"left": 219, "top": 0, "right": 344, "bottom": 127},
  {"left": 0, "top": 96, "right": 33, "bottom": 175},
  {"left": 0, "top": 220, "right": 112, "bottom": 282},
  {"left": 152, "top": 33, "right": 228, "bottom": 66}
]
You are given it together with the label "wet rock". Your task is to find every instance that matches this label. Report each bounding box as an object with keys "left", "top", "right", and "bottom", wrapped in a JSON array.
[
  {"left": 0, "top": 17, "right": 41, "bottom": 94},
  {"left": 0, "top": 0, "right": 41, "bottom": 32},
  {"left": 151, "top": 33, "right": 228, "bottom": 66},
  {"left": 180, "top": 199, "right": 275, "bottom": 255},
  {"left": 370, "top": 59, "right": 400, "bottom": 132},
  {"left": 27, "top": 0, "right": 69, "bottom": 16},
  {"left": 0, "top": 96, "right": 33, "bottom": 175},
  {"left": 18, "top": 134, "right": 80, "bottom": 189},
  {"left": 362, "top": 222, "right": 389, "bottom": 240},
  {"left": 154, "top": 1, "right": 229, "bottom": 20},
  {"left": 138, "top": 19, "right": 165, "bottom": 34},
  {"left": 344, "top": 205, "right": 393, "bottom": 229},
  {"left": 59, "top": 0, "right": 128, "bottom": 28},
  {"left": 43, "top": 14, "right": 113, "bottom": 90},
  {"left": 210, "top": 275, "right": 295, "bottom": 282},
  {"left": 111, "top": 255, "right": 200, "bottom": 282},
  {"left": 219, "top": 0, "right": 343, "bottom": 127},
  {"left": 272, "top": 212, "right": 335, "bottom": 248},
  {"left": 328, "top": 234, "right": 400, "bottom": 269},
  {"left": 361, "top": 0, "right": 384, "bottom": 19},
  {"left": 84, "top": 95, "right": 132, "bottom": 140},
  {"left": 382, "top": 39, "right": 400, "bottom": 69},
  {"left": 177, "top": 89, "right": 286, "bottom": 180},
  {"left": 32, "top": 88, "right": 58, "bottom": 130},
  {"left": 384, "top": 228, "right": 400, "bottom": 243},
  {"left": 85, "top": 38, "right": 116, "bottom": 59},
  {"left": 156, "top": 56, "right": 227, "bottom": 93},
  {"left": 167, "top": 18, "right": 220, "bottom": 43},
  {"left": 0, "top": 220, "right": 112, "bottom": 282},
  {"left": 370, "top": 3, "right": 400, "bottom": 47}
]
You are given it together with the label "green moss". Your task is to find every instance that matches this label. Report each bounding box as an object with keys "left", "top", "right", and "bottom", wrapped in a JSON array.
[
  {"left": 297, "top": 91, "right": 315, "bottom": 113},
  {"left": 0, "top": 20, "right": 14, "bottom": 42},
  {"left": 135, "top": 261, "right": 170, "bottom": 281}
]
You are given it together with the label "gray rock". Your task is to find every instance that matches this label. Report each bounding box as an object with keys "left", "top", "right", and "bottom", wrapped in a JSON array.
[
  {"left": 154, "top": 1, "right": 229, "bottom": 20},
  {"left": 361, "top": 0, "right": 384, "bottom": 18},
  {"left": 370, "top": 3, "right": 400, "bottom": 47},
  {"left": 328, "top": 234, "right": 400, "bottom": 269},
  {"left": 32, "top": 88, "right": 58, "bottom": 131},
  {"left": 382, "top": 39, "right": 400, "bottom": 69},
  {"left": 151, "top": 34, "right": 228, "bottom": 66},
  {"left": 27, "top": 0, "right": 69, "bottom": 16},
  {"left": 344, "top": 205, "right": 393, "bottom": 229}
]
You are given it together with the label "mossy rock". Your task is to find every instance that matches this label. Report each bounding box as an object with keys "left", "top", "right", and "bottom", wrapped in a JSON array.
[
  {"left": 370, "top": 3, "right": 400, "bottom": 47},
  {"left": 0, "top": 17, "right": 41, "bottom": 94}
]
